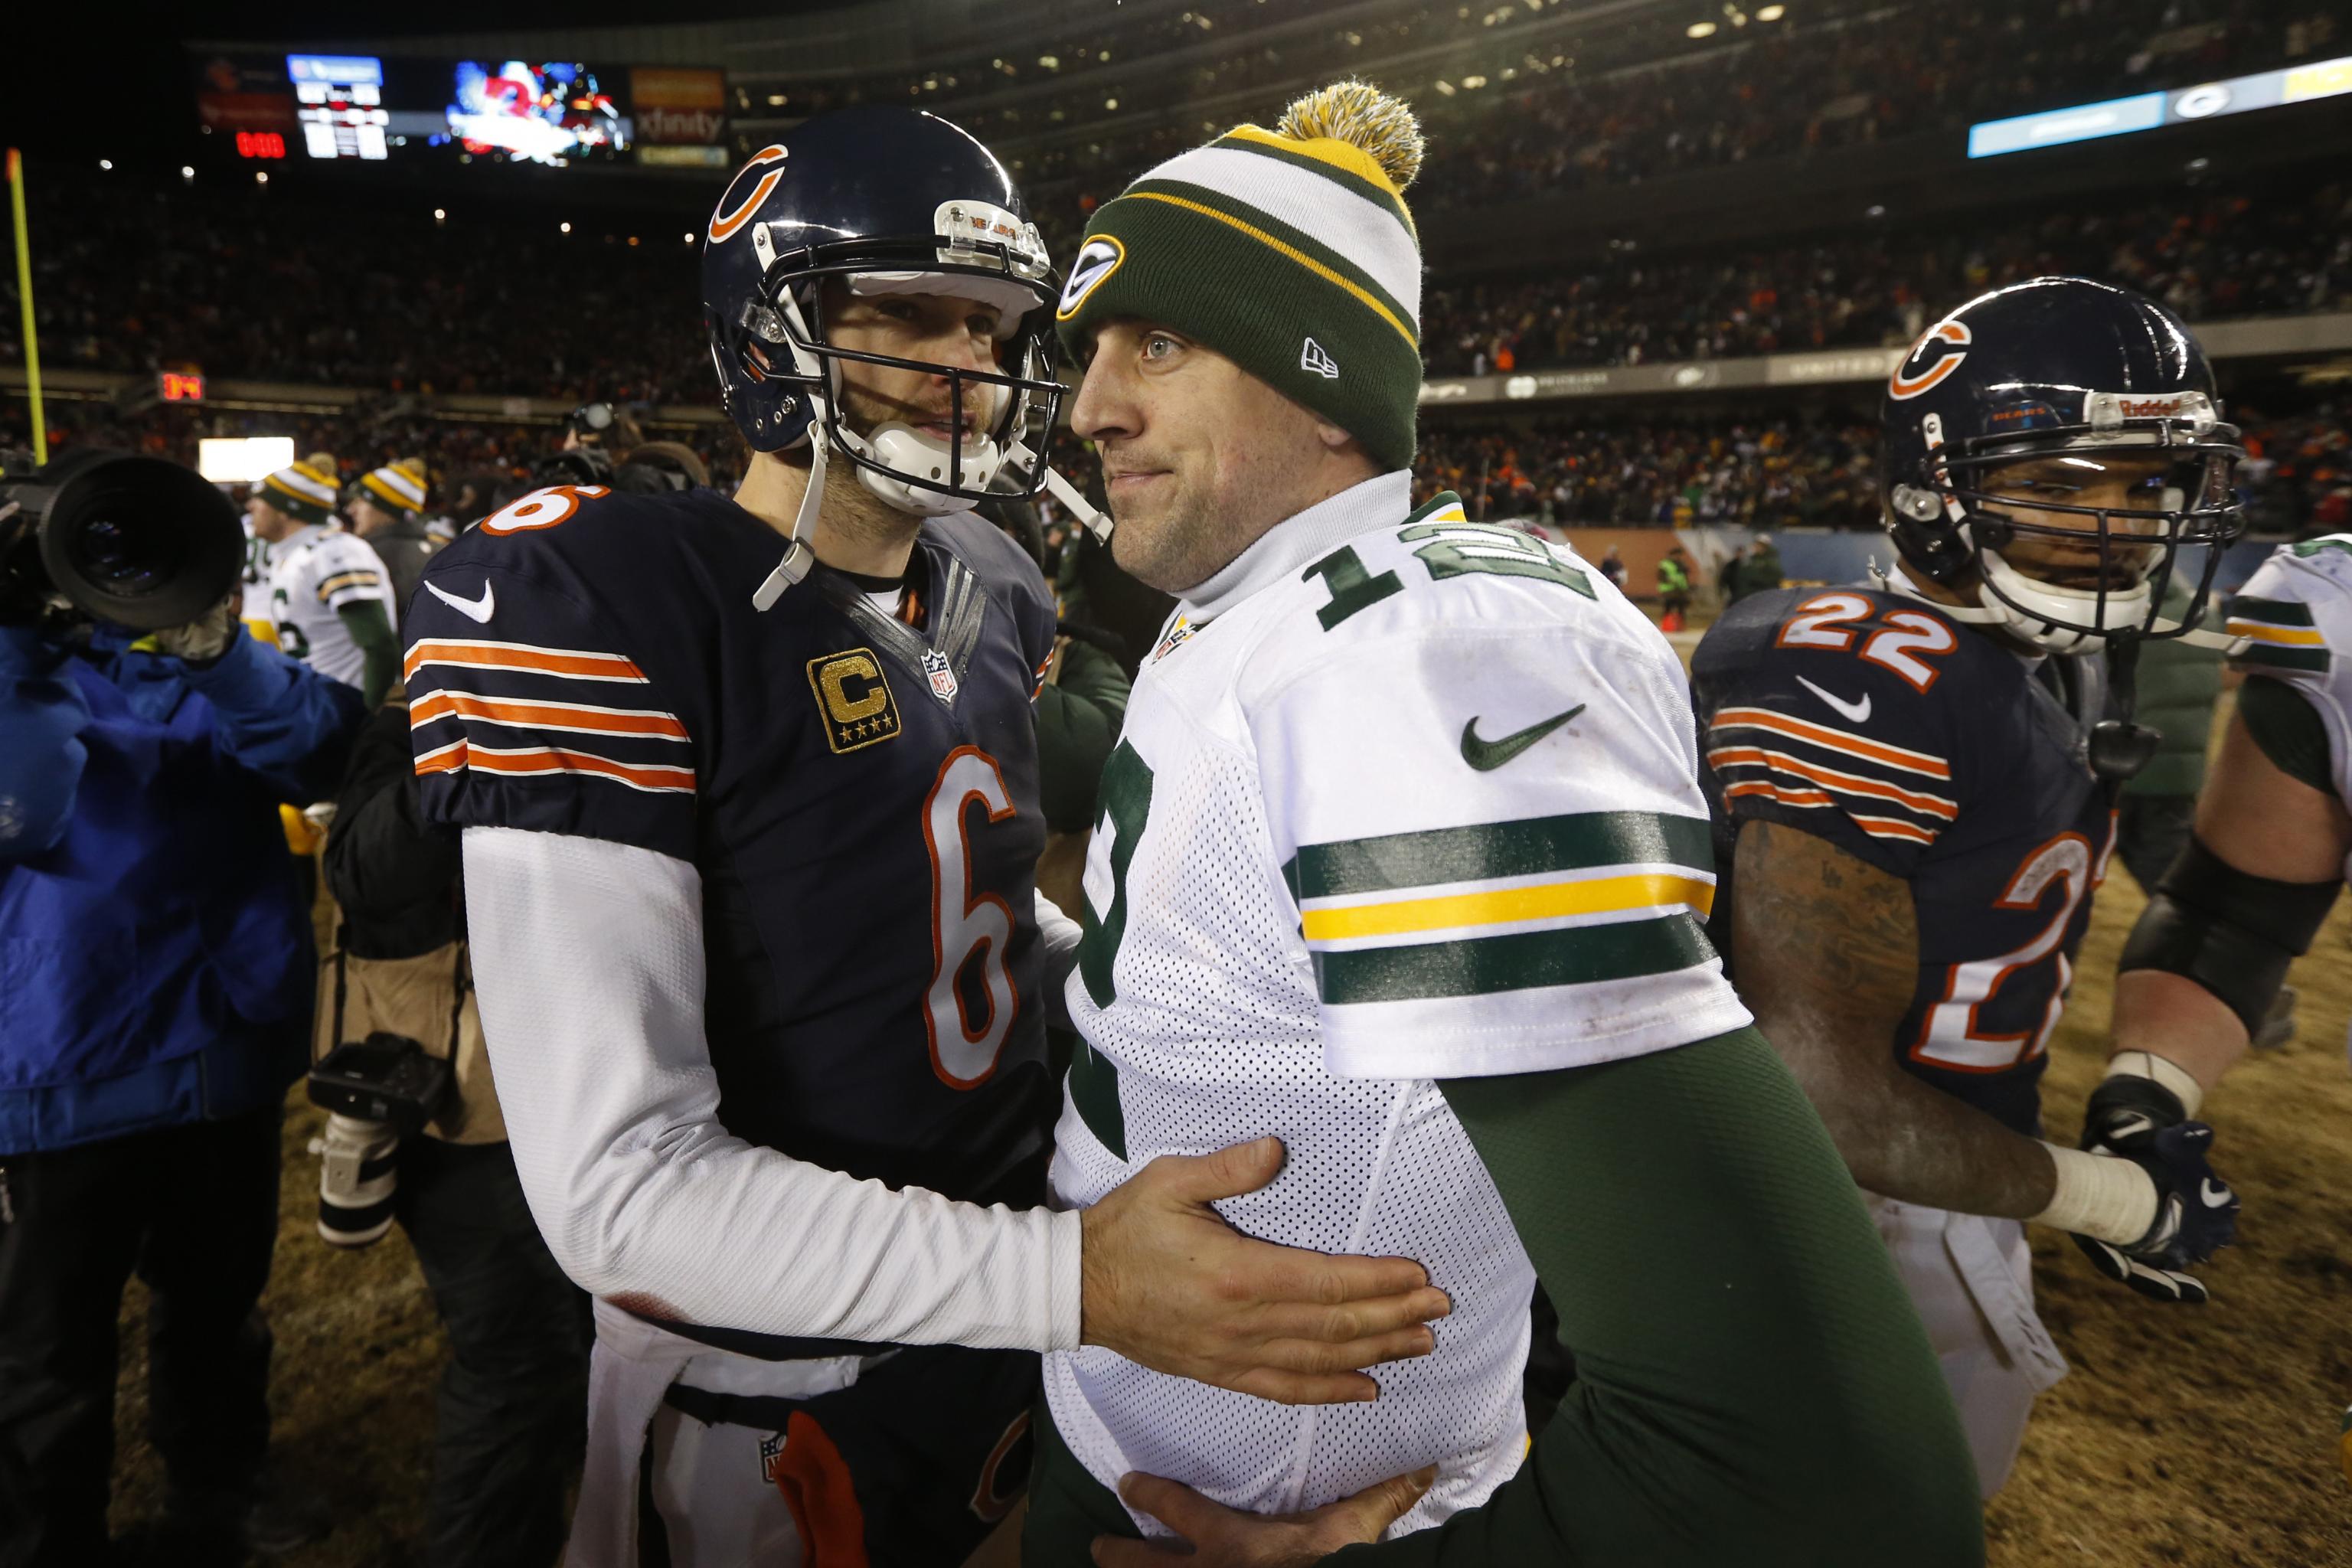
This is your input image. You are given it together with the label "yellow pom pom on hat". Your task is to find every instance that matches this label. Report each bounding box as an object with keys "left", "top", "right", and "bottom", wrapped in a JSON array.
[
  {"left": 1056, "top": 80, "right": 1426, "bottom": 470},
  {"left": 358, "top": 459, "right": 428, "bottom": 518}
]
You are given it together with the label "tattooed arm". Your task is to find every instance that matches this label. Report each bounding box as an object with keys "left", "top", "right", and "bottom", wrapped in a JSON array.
[{"left": 1732, "top": 819, "right": 2058, "bottom": 1217}]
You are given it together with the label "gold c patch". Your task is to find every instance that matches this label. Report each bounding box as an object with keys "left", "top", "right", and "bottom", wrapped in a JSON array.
[{"left": 808, "top": 648, "right": 902, "bottom": 753}]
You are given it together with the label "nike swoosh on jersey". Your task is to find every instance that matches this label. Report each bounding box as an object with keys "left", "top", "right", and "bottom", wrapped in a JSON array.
[
  {"left": 1794, "top": 675, "right": 1871, "bottom": 724},
  {"left": 425, "top": 579, "right": 497, "bottom": 624},
  {"left": 1459, "top": 704, "right": 1586, "bottom": 771}
]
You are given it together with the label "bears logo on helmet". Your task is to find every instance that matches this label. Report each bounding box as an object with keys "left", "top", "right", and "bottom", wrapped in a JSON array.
[{"left": 1888, "top": 319, "right": 1971, "bottom": 400}]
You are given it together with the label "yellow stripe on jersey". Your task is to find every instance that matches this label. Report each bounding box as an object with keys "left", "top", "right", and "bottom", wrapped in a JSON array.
[
  {"left": 2224, "top": 619, "right": 2327, "bottom": 646},
  {"left": 1301, "top": 870, "right": 1716, "bottom": 942},
  {"left": 315, "top": 570, "right": 383, "bottom": 602}
]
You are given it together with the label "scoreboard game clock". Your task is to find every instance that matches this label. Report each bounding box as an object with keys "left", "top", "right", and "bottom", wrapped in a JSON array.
[{"left": 289, "top": 54, "right": 390, "bottom": 161}]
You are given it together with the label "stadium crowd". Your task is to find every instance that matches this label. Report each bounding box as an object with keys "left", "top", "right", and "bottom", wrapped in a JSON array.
[
  {"left": 8, "top": 174, "right": 2347, "bottom": 408},
  {"left": 990, "top": 0, "right": 2339, "bottom": 206},
  {"left": 1425, "top": 185, "right": 2352, "bottom": 374},
  {"left": 13, "top": 394, "right": 2338, "bottom": 543}
]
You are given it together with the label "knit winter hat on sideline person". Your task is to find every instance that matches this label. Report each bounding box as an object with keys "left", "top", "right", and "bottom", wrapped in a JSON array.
[
  {"left": 358, "top": 459, "right": 428, "bottom": 518},
  {"left": 1054, "top": 80, "right": 1426, "bottom": 471},
  {"left": 258, "top": 453, "right": 340, "bottom": 525}
]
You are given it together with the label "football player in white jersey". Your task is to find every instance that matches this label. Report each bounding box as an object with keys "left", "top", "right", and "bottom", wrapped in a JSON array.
[
  {"left": 247, "top": 453, "right": 399, "bottom": 705},
  {"left": 1027, "top": 83, "right": 1979, "bottom": 1568},
  {"left": 2092, "top": 540, "right": 2352, "bottom": 1295}
]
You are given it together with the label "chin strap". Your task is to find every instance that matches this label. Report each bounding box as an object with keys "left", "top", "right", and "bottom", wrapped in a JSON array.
[
  {"left": 1868, "top": 563, "right": 2248, "bottom": 654},
  {"left": 1002, "top": 438, "right": 1114, "bottom": 544},
  {"left": 750, "top": 289, "right": 832, "bottom": 612},
  {"left": 750, "top": 438, "right": 822, "bottom": 612}
]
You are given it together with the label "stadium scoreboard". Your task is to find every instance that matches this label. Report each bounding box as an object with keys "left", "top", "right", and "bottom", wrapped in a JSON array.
[{"left": 191, "top": 51, "right": 731, "bottom": 172}]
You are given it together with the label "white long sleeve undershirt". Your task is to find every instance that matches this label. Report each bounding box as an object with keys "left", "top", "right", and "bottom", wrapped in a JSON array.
[{"left": 461, "top": 825, "right": 1083, "bottom": 1352}]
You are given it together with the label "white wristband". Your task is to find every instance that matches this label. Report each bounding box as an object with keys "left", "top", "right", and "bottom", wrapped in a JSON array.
[
  {"left": 2031, "top": 1143, "right": 2160, "bottom": 1245},
  {"left": 2105, "top": 1050, "right": 2204, "bottom": 1119}
]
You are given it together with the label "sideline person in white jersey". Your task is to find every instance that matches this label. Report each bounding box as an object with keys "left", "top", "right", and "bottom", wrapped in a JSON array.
[
  {"left": 248, "top": 453, "right": 398, "bottom": 707},
  {"left": 1024, "top": 81, "right": 1982, "bottom": 1568}
]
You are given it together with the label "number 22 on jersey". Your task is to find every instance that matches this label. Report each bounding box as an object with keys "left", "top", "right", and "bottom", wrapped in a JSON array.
[
  {"left": 1775, "top": 591, "right": 1958, "bottom": 691},
  {"left": 1911, "top": 827, "right": 2112, "bottom": 1072}
]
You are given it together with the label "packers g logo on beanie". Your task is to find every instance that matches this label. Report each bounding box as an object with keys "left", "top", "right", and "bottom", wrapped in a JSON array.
[
  {"left": 1054, "top": 80, "right": 1426, "bottom": 472},
  {"left": 1058, "top": 237, "right": 1125, "bottom": 322}
]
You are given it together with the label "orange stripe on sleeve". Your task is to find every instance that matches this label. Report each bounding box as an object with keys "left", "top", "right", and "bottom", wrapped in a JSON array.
[
  {"left": 1709, "top": 707, "right": 1952, "bottom": 779},
  {"left": 410, "top": 689, "right": 688, "bottom": 741},
  {"left": 1706, "top": 745, "right": 1958, "bottom": 820},
  {"left": 404, "top": 639, "right": 651, "bottom": 684},
  {"left": 412, "top": 737, "right": 694, "bottom": 795}
]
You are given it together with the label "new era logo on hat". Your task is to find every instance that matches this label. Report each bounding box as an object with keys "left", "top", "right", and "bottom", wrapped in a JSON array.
[{"left": 1301, "top": 338, "right": 1340, "bottom": 379}]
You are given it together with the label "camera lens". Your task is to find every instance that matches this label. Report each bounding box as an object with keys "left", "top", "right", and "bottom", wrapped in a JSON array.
[
  {"left": 315, "top": 1112, "right": 401, "bottom": 1249},
  {"left": 64, "top": 510, "right": 185, "bottom": 595},
  {"left": 37, "top": 455, "right": 244, "bottom": 629}
]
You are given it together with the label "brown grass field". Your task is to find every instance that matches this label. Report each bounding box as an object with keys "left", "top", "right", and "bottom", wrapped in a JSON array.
[{"left": 103, "top": 687, "right": 2352, "bottom": 1566}]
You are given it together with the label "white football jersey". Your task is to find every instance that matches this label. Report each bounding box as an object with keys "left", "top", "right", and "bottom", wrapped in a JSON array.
[
  {"left": 239, "top": 518, "right": 278, "bottom": 630},
  {"left": 1044, "top": 471, "right": 1751, "bottom": 1537},
  {"left": 2223, "top": 535, "right": 2352, "bottom": 877},
  {"left": 267, "top": 523, "right": 394, "bottom": 690}
]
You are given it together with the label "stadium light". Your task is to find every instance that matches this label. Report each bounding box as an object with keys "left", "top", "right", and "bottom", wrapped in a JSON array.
[
  {"left": 1106, "top": 97, "right": 1119, "bottom": 109},
  {"left": 254, "top": 171, "right": 268, "bottom": 185},
  {"left": 1434, "top": 80, "right": 1457, "bottom": 95},
  {"left": 767, "top": 93, "right": 786, "bottom": 106},
  {"left": 1687, "top": 21, "right": 1717, "bottom": 36},
  {"left": 628, "top": 236, "right": 639, "bottom": 247},
  {"left": 433, "top": 207, "right": 446, "bottom": 221},
  {"left": 684, "top": 231, "right": 695, "bottom": 243},
  {"left": 180, "top": 165, "right": 194, "bottom": 181},
  {"left": 98, "top": 159, "right": 113, "bottom": 171},
  {"left": 1757, "top": 4, "right": 1785, "bottom": 16},
  {"left": 560, "top": 221, "right": 572, "bottom": 234}
]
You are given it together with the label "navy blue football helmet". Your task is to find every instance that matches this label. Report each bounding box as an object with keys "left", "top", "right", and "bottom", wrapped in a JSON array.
[
  {"left": 1879, "top": 276, "right": 2244, "bottom": 653},
  {"left": 701, "top": 108, "right": 1067, "bottom": 549}
]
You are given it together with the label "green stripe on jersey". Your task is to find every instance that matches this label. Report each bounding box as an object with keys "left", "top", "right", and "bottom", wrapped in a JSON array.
[
  {"left": 1285, "top": 811, "right": 1716, "bottom": 903},
  {"left": 2236, "top": 642, "right": 2331, "bottom": 673},
  {"left": 1315, "top": 910, "right": 1716, "bottom": 1004},
  {"left": 2224, "top": 594, "right": 2317, "bottom": 626}
]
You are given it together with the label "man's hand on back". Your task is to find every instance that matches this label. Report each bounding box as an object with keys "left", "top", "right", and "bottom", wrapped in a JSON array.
[{"left": 1080, "top": 1136, "right": 1450, "bottom": 1406}]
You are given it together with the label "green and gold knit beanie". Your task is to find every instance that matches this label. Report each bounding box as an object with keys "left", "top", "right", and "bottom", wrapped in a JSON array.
[
  {"left": 358, "top": 459, "right": 428, "bottom": 518},
  {"left": 1055, "top": 80, "right": 1426, "bottom": 472},
  {"left": 258, "top": 454, "right": 339, "bottom": 525}
]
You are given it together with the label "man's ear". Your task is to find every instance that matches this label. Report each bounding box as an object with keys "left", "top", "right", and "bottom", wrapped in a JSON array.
[{"left": 1314, "top": 419, "right": 1356, "bottom": 454}]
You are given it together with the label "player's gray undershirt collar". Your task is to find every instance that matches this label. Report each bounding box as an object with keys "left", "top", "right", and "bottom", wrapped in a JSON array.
[{"left": 1178, "top": 469, "right": 1413, "bottom": 622}]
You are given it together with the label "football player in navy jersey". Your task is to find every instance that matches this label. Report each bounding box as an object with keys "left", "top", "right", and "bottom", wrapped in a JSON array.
[
  {"left": 1690, "top": 277, "right": 2247, "bottom": 1498},
  {"left": 401, "top": 109, "right": 1449, "bottom": 1566}
]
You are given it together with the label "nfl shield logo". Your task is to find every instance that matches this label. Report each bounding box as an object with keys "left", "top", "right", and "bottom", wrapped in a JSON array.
[{"left": 922, "top": 648, "right": 959, "bottom": 704}]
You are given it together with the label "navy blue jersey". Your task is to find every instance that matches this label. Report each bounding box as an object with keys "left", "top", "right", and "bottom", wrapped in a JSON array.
[
  {"left": 1690, "top": 586, "right": 2115, "bottom": 1134},
  {"left": 404, "top": 482, "right": 1059, "bottom": 1252}
]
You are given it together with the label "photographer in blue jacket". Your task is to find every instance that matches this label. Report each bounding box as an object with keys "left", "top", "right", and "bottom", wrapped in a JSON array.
[{"left": 0, "top": 451, "right": 365, "bottom": 1567}]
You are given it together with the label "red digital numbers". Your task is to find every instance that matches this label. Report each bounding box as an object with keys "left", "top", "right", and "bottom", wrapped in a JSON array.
[
  {"left": 158, "top": 371, "right": 205, "bottom": 403},
  {"left": 234, "top": 132, "right": 287, "bottom": 159}
]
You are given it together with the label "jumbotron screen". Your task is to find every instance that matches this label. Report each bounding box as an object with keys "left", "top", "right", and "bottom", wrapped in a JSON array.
[
  {"left": 190, "top": 51, "right": 724, "bottom": 170},
  {"left": 439, "top": 61, "right": 631, "bottom": 166}
]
